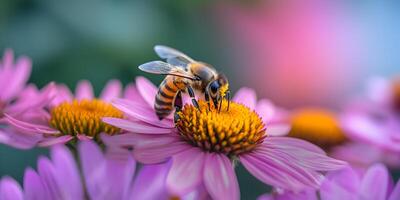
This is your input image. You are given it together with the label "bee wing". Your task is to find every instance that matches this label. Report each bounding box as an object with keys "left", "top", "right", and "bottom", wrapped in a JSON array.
[
  {"left": 138, "top": 61, "right": 198, "bottom": 80},
  {"left": 154, "top": 45, "right": 195, "bottom": 64}
]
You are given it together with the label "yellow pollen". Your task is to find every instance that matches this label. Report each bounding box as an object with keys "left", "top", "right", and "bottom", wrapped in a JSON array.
[
  {"left": 50, "top": 99, "right": 123, "bottom": 137},
  {"left": 175, "top": 100, "right": 266, "bottom": 155},
  {"left": 288, "top": 108, "right": 346, "bottom": 149}
]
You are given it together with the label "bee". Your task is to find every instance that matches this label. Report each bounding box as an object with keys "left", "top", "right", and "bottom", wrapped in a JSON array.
[{"left": 138, "top": 45, "right": 230, "bottom": 120}]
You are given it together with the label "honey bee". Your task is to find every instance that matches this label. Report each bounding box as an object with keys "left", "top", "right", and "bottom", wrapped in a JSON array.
[{"left": 138, "top": 45, "right": 230, "bottom": 120}]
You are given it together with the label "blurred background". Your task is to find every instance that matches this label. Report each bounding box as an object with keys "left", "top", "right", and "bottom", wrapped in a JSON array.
[{"left": 0, "top": 0, "right": 399, "bottom": 198}]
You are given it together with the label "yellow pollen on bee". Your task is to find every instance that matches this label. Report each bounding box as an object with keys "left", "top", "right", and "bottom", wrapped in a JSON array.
[
  {"left": 49, "top": 99, "right": 123, "bottom": 137},
  {"left": 175, "top": 100, "right": 266, "bottom": 155},
  {"left": 288, "top": 108, "right": 346, "bottom": 149}
]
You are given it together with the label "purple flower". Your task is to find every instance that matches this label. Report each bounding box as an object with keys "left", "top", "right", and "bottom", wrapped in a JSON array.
[
  {"left": 259, "top": 163, "right": 400, "bottom": 200},
  {"left": 0, "top": 49, "right": 57, "bottom": 149},
  {"left": 103, "top": 77, "right": 347, "bottom": 200},
  {"left": 0, "top": 49, "right": 32, "bottom": 116},
  {"left": 340, "top": 77, "right": 400, "bottom": 154},
  {"left": 2, "top": 80, "right": 130, "bottom": 148},
  {"left": 0, "top": 140, "right": 188, "bottom": 200}
]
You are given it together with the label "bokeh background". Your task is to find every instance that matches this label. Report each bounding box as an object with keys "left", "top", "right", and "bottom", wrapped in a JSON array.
[{"left": 1, "top": 0, "right": 400, "bottom": 198}]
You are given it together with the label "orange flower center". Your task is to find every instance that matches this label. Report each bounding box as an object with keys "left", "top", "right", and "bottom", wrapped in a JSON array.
[
  {"left": 175, "top": 100, "right": 266, "bottom": 155},
  {"left": 50, "top": 99, "right": 123, "bottom": 137},
  {"left": 288, "top": 108, "right": 346, "bottom": 149}
]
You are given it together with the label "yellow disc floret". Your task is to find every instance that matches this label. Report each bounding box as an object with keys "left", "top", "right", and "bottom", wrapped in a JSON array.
[
  {"left": 288, "top": 108, "right": 346, "bottom": 149},
  {"left": 50, "top": 99, "right": 123, "bottom": 137},
  {"left": 175, "top": 100, "right": 266, "bottom": 155}
]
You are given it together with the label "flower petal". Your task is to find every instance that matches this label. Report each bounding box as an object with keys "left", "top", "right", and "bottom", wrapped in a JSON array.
[
  {"left": 136, "top": 76, "right": 158, "bottom": 107},
  {"left": 256, "top": 99, "right": 276, "bottom": 123},
  {"left": 0, "top": 177, "right": 23, "bottom": 200},
  {"left": 240, "top": 137, "right": 346, "bottom": 191},
  {"left": 75, "top": 80, "right": 94, "bottom": 100},
  {"left": 319, "top": 167, "right": 360, "bottom": 200},
  {"left": 5, "top": 114, "right": 59, "bottom": 135},
  {"left": 267, "top": 124, "right": 291, "bottom": 137},
  {"left": 23, "top": 168, "right": 47, "bottom": 200},
  {"left": 100, "top": 79, "right": 122, "bottom": 102},
  {"left": 389, "top": 179, "right": 400, "bottom": 200},
  {"left": 38, "top": 135, "right": 73, "bottom": 147},
  {"left": 203, "top": 153, "right": 239, "bottom": 200},
  {"left": 0, "top": 128, "right": 42, "bottom": 149},
  {"left": 133, "top": 134, "right": 191, "bottom": 164},
  {"left": 359, "top": 163, "right": 390, "bottom": 200},
  {"left": 167, "top": 148, "right": 205, "bottom": 196},
  {"left": 37, "top": 157, "right": 62, "bottom": 199},
  {"left": 129, "top": 162, "right": 171, "bottom": 200},
  {"left": 51, "top": 145, "right": 84, "bottom": 200},
  {"left": 112, "top": 98, "right": 173, "bottom": 128},
  {"left": 103, "top": 117, "right": 172, "bottom": 134},
  {"left": 0, "top": 56, "right": 31, "bottom": 101},
  {"left": 233, "top": 87, "right": 257, "bottom": 110}
]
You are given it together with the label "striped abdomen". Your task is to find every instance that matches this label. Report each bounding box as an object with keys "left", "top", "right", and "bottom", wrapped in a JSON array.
[{"left": 155, "top": 76, "right": 188, "bottom": 120}]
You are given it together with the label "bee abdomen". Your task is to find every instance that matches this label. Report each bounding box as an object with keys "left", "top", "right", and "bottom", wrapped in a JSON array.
[{"left": 154, "top": 78, "right": 183, "bottom": 119}]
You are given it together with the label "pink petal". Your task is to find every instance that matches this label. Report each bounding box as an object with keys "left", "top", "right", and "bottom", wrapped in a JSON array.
[
  {"left": 319, "top": 167, "right": 360, "bottom": 200},
  {"left": 240, "top": 151, "right": 323, "bottom": 192},
  {"left": 112, "top": 98, "right": 174, "bottom": 128},
  {"left": 130, "top": 162, "right": 171, "bottom": 200},
  {"left": 123, "top": 83, "right": 148, "bottom": 105},
  {"left": 203, "top": 153, "right": 240, "bottom": 200},
  {"left": 267, "top": 124, "right": 291, "bottom": 137},
  {"left": 133, "top": 134, "right": 191, "bottom": 164},
  {"left": 255, "top": 99, "right": 276, "bottom": 123},
  {"left": 51, "top": 145, "right": 84, "bottom": 199},
  {"left": 366, "top": 77, "right": 392, "bottom": 105},
  {"left": 0, "top": 177, "right": 23, "bottom": 200},
  {"left": 50, "top": 84, "right": 73, "bottom": 107},
  {"left": 232, "top": 87, "right": 257, "bottom": 110},
  {"left": 0, "top": 128, "right": 41, "bottom": 149},
  {"left": 2, "top": 49, "right": 14, "bottom": 69},
  {"left": 76, "top": 134, "right": 92, "bottom": 141},
  {"left": 259, "top": 137, "right": 347, "bottom": 171},
  {"left": 5, "top": 114, "right": 59, "bottom": 135},
  {"left": 75, "top": 80, "right": 94, "bottom": 100},
  {"left": 100, "top": 79, "right": 122, "bottom": 102},
  {"left": 136, "top": 76, "right": 158, "bottom": 107},
  {"left": 359, "top": 163, "right": 390, "bottom": 200},
  {"left": 37, "top": 157, "right": 62, "bottom": 199},
  {"left": 23, "top": 168, "right": 47, "bottom": 199},
  {"left": 389, "top": 179, "right": 400, "bottom": 200},
  {"left": 167, "top": 148, "right": 205, "bottom": 195},
  {"left": 38, "top": 135, "right": 73, "bottom": 147},
  {"left": 103, "top": 117, "right": 172, "bottom": 134},
  {"left": 0, "top": 56, "right": 31, "bottom": 101}
]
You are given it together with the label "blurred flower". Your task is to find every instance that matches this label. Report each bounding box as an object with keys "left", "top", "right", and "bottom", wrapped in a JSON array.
[
  {"left": 2, "top": 80, "right": 127, "bottom": 148},
  {"left": 283, "top": 105, "right": 400, "bottom": 170},
  {"left": 0, "top": 49, "right": 57, "bottom": 149},
  {"left": 288, "top": 108, "right": 346, "bottom": 149},
  {"left": 0, "top": 49, "right": 32, "bottom": 117},
  {"left": 340, "top": 77, "right": 400, "bottom": 157},
  {"left": 0, "top": 140, "right": 192, "bottom": 200},
  {"left": 259, "top": 163, "right": 400, "bottom": 200},
  {"left": 103, "top": 77, "right": 347, "bottom": 200}
]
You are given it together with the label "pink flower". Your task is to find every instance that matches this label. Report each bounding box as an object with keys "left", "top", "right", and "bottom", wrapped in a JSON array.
[
  {"left": 0, "top": 140, "right": 188, "bottom": 200},
  {"left": 340, "top": 77, "right": 400, "bottom": 154},
  {"left": 2, "top": 80, "right": 128, "bottom": 148},
  {"left": 0, "top": 49, "right": 32, "bottom": 116},
  {"left": 0, "top": 49, "right": 57, "bottom": 149},
  {"left": 103, "top": 77, "right": 347, "bottom": 200},
  {"left": 259, "top": 163, "right": 400, "bottom": 200}
]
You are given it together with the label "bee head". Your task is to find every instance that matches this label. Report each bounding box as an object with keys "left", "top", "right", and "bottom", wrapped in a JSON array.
[{"left": 208, "top": 74, "right": 230, "bottom": 108}]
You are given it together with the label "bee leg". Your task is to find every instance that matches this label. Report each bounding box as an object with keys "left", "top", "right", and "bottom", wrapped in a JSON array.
[
  {"left": 174, "top": 91, "right": 183, "bottom": 123},
  {"left": 226, "top": 90, "right": 231, "bottom": 111},
  {"left": 205, "top": 89, "right": 211, "bottom": 110},
  {"left": 218, "top": 96, "right": 223, "bottom": 112},
  {"left": 187, "top": 86, "right": 199, "bottom": 109}
]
